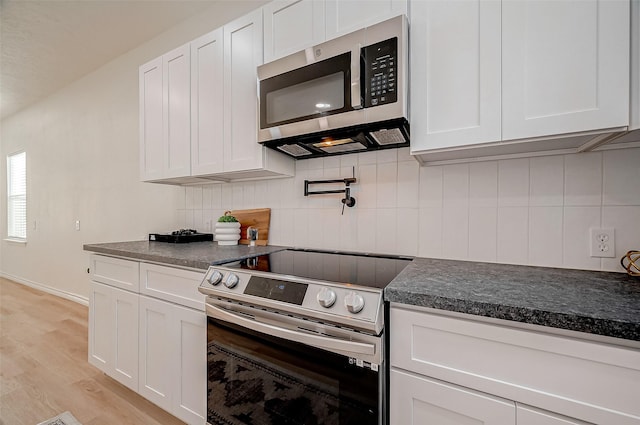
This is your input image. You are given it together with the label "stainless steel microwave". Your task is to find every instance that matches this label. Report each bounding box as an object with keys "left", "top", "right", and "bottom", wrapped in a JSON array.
[{"left": 257, "top": 15, "right": 409, "bottom": 159}]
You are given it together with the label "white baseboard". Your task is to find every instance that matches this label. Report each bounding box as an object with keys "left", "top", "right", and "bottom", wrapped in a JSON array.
[{"left": 0, "top": 272, "right": 89, "bottom": 306}]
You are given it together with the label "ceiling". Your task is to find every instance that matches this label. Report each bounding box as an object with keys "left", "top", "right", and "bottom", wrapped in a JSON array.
[{"left": 0, "top": 0, "right": 220, "bottom": 120}]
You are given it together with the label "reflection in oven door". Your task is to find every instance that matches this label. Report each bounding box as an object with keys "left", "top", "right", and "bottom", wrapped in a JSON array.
[{"left": 207, "top": 317, "right": 380, "bottom": 425}]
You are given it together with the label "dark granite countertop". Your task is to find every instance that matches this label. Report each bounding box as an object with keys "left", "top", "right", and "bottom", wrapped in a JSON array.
[
  {"left": 385, "top": 258, "right": 640, "bottom": 342},
  {"left": 83, "top": 240, "right": 287, "bottom": 270}
]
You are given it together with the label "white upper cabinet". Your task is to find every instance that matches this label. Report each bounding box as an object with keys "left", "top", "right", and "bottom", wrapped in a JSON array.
[
  {"left": 191, "top": 28, "right": 224, "bottom": 176},
  {"left": 223, "top": 9, "right": 266, "bottom": 173},
  {"left": 263, "top": 0, "right": 326, "bottom": 63},
  {"left": 325, "top": 0, "right": 407, "bottom": 40},
  {"left": 410, "top": 0, "right": 631, "bottom": 164},
  {"left": 163, "top": 44, "right": 192, "bottom": 179},
  {"left": 410, "top": 0, "right": 501, "bottom": 151},
  {"left": 502, "top": 0, "right": 630, "bottom": 140},
  {"left": 139, "top": 57, "right": 164, "bottom": 181},
  {"left": 139, "top": 45, "right": 191, "bottom": 181}
]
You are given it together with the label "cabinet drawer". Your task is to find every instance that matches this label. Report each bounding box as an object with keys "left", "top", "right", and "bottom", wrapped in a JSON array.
[
  {"left": 390, "top": 369, "right": 515, "bottom": 425},
  {"left": 390, "top": 305, "right": 640, "bottom": 425},
  {"left": 139, "top": 263, "right": 205, "bottom": 310},
  {"left": 90, "top": 255, "right": 139, "bottom": 291}
]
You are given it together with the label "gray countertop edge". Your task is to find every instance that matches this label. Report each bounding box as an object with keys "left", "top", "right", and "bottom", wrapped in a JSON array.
[
  {"left": 83, "top": 242, "right": 288, "bottom": 270},
  {"left": 385, "top": 287, "right": 640, "bottom": 341}
]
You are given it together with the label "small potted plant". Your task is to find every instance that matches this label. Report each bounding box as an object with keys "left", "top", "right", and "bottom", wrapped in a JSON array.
[{"left": 214, "top": 212, "right": 241, "bottom": 245}]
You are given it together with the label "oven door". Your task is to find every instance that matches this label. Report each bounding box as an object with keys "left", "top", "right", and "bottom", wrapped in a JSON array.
[{"left": 205, "top": 299, "right": 384, "bottom": 425}]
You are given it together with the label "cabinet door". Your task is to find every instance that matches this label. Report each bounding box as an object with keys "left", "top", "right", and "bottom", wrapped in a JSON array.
[
  {"left": 410, "top": 0, "right": 501, "bottom": 152},
  {"left": 139, "top": 57, "right": 164, "bottom": 181},
  {"left": 502, "top": 0, "right": 630, "bottom": 140},
  {"left": 631, "top": 0, "right": 640, "bottom": 131},
  {"left": 191, "top": 28, "right": 225, "bottom": 176},
  {"left": 223, "top": 9, "right": 264, "bottom": 173},
  {"left": 89, "top": 281, "right": 113, "bottom": 372},
  {"left": 88, "top": 282, "right": 139, "bottom": 392},
  {"left": 391, "top": 369, "right": 516, "bottom": 425},
  {"left": 163, "top": 44, "right": 191, "bottom": 179},
  {"left": 325, "top": 0, "right": 407, "bottom": 40},
  {"left": 517, "top": 405, "right": 590, "bottom": 425},
  {"left": 138, "top": 295, "right": 173, "bottom": 412},
  {"left": 263, "top": 0, "right": 326, "bottom": 63},
  {"left": 172, "top": 304, "right": 207, "bottom": 425}
]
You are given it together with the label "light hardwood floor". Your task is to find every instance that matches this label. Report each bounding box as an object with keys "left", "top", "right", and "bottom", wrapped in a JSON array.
[{"left": 0, "top": 277, "right": 186, "bottom": 425}]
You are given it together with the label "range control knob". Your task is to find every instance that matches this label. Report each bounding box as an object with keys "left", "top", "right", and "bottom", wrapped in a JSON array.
[
  {"left": 224, "top": 273, "right": 240, "bottom": 289},
  {"left": 207, "top": 270, "right": 223, "bottom": 286},
  {"left": 317, "top": 288, "right": 337, "bottom": 308},
  {"left": 344, "top": 291, "right": 365, "bottom": 314}
]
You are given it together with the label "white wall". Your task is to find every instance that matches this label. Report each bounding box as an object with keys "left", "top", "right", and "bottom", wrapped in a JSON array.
[
  {"left": 0, "top": 1, "right": 268, "bottom": 302},
  {"left": 179, "top": 147, "right": 640, "bottom": 273}
]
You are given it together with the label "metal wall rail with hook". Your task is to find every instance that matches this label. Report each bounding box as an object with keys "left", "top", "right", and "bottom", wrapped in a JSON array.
[{"left": 304, "top": 168, "right": 357, "bottom": 214}]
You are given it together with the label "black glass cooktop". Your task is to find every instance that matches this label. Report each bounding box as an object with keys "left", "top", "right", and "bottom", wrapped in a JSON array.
[{"left": 235, "top": 249, "right": 412, "bottom": 289}]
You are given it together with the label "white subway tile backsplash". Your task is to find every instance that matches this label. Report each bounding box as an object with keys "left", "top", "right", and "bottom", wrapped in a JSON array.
[
  {"left": 396, "top": 208, "right": 419, "bottom": 256},
  {"left": 322, "top": 209, "right": 341, "bottom": 250},
  {"left": 497, "top": 206, "right": 529, "bottom": 265},
  {"left": 185, "top": 147, "right": 638, "bottom": 272},
  {"left": 418, "top": 207, "right": 442, "bottom": 258},
  {"left": 307, "top": 209, "right": 324, "bottom": 249},
  {"left": 469, "top": 161, "right": 498, "bottom": 208},
  {"left": 562, "top": 206, "right": 601, "bottom": 270},
  {"left": 221, "top": 184, "right": 234, "bottom": 210},
  {"left": 442, "top": 201, "right": 469, "bottom": 260},
  {"left": 498, "top": 158, "right": 529, "bottom": 207},
  {"left": 601, "top": 206, "right": 640, "bottom": 272},
  {"left": 397, "top": 147, "right": 412, "bottom": 162},
  {"left": 603, "top": 148, "right": 640, "bottom": 206},
  {"left": 377, "top": 148, "right": 398, "bottom": 164},
  {"left": 377, "top": 162, "right": 398, "bottom": 208},
  {"left": 528, "top": 206, "right": 563, "bottom": 267},
  {"left": 339, "top": 209, "right": 359, "bottom": 252},
  {"left": 358, "top": 164, "right": 378, "bottom": 209},
  {"left": 468, "top": 206, "right": 497, "bottom": 262},
  {"left": 210, "top": 185, "right": 222, "bottom": 209},
  {"left": 564, "top": 152, "right": 602, "bottom": 206},
  {"left": 292, "top": 209, "right": 309, "bottom": 248},
  {"left": 356, "top": 209, "right": 377, "bottom": 253},
  {"left": 340, "top": 152, "right": 359, "bottom": 168},
  {"left": 323, "top": 156, "right": 341, "bottom": 170},
  {"left": 530, "top": 156, "right": 564, "bottom": 206},
  {"left": 419, "top": 165, "right": 443, "bottom": 209},
  {"left": 397, "top": 161, "right": 419, "bottom": 208},
  {"left": 375, "top": 208, "right": 397, "bottom": 253},
  {"left": 358, "top": 150, "right": 377, "bottom": 166}
]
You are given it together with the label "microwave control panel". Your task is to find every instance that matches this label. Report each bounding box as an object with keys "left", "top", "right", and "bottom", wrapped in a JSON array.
[{"left": 362, "top": 37, "right": 398, "bottom": 108}]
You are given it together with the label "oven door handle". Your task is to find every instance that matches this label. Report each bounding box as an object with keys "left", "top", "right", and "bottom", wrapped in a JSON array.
[{"left": 206, "top": 303, "right": 376, "bottom": 356}]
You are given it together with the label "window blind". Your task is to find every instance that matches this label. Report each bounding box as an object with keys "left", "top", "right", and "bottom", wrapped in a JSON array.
[{"left": 7, "top": 151, "right": 26, "bottom": 239}]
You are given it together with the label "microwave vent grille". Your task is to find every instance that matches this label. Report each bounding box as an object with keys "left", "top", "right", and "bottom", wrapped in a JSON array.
[
  {"left": 369, "top": 128, "right": 407, "bottom": 146},
  {"left": 278, "top": 144, "right": 313, "bottom": 157}
]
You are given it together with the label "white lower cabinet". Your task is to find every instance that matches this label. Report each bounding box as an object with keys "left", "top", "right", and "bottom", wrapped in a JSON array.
[
  {"left": 88, "top": 255, "right": 206, "bottom": 425},
  {"left": 391, "top": 369, "right": 515, "bottom": 424},
  {"left": 89, "top": 281, "right": 139, "bottom": 392},
  {"left": 139, "top": 295, "right": 207, "bottom": 425},
  {"left": 389, "top": 304, "right": 640, "bottom": 425}
]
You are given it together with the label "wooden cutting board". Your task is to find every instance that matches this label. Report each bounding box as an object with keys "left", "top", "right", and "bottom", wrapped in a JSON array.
[{"left": 228, "top": 208, "right": 271, "bottom": 246}]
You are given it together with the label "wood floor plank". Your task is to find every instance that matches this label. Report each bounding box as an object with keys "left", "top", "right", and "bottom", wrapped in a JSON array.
[{"left": 0, "top": 277, "right": 186, "bottom": 425}]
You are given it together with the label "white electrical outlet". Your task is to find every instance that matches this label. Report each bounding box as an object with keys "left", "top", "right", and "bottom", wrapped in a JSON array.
[
  {"left": 589, "top": 227, "right": 615, "bottom": 258},
  {"left": 75, "top": 220, "right": 81, "bottom": 231}
]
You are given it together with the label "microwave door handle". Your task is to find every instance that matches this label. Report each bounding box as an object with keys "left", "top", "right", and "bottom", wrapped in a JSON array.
[
  {"left": 351, "top": 44, "right": 362, "bottom": 109},
  {"left": 205, "top": 302, "right": 375, "bottom": 356}
]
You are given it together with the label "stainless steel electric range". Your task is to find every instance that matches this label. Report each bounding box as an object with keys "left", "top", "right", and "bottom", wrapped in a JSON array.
[{"left": 198, "top": 248, "right": 412, "bottom": 425}]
